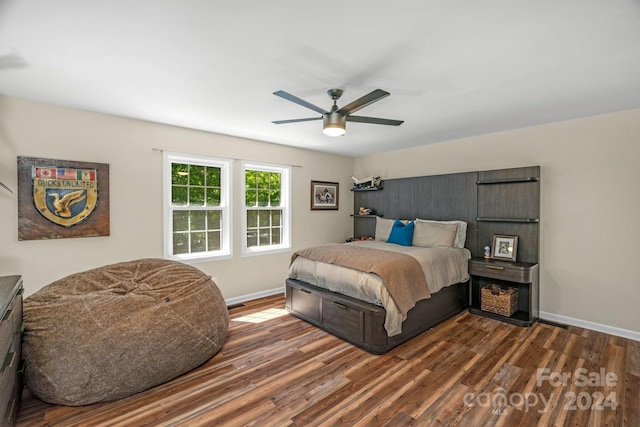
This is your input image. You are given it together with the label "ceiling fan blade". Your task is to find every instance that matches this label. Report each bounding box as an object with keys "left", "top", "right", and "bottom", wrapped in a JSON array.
[
  {"left": 272, "top": 117, "right": 323, "bottom": 125},
  {"left": 337, "top": 89, "right": 390, "bottom": 115},
  {"left": 346, "top": 115, "right": 404, "bottom": 126},
  {"left": 273, "top": 90, "right": 328, "bottom": 115}
]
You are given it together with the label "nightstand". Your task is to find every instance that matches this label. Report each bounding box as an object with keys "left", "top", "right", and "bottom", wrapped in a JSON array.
[{"left": 468, "top": 258, "right": 539, "bottom": 326}]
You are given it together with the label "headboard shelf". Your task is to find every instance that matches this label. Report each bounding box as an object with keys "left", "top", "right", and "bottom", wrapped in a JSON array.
[
  {"left": 351, "top": 187, "right": 383, "bottom": 192},
  {"left": 476, "top": 177, "right": 539, "bottom": 185},
  {"left": 477, "top": 217, "right": 539, "bottom": 223}
]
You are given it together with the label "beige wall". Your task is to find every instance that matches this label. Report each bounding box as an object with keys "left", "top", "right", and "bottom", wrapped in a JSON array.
[
  {"left": 0, "top": 97, "right": 354, "bottom": 299},
  {"left": 354, "top": 108, "right": 640, "bottom": 334}
]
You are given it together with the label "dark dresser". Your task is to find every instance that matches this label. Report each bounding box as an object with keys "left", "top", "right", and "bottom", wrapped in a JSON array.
[{"left": 0, "top": 276, "right": 23, "bottom": 427}]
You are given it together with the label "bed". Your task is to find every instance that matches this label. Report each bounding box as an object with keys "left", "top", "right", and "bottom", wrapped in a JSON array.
[{"left": 285, "top": 217, "right": 471, "bottom": 354}]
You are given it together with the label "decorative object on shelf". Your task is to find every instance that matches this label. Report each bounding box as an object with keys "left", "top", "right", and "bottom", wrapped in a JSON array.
[
  {"left": 483, "top": 245, "right": 491, "bottom": 259},
  {"left": 351, "top": 175, "right": 382, "bottom": 191},
  {"left": 346, "top": 236, "right": 374, "bottom": 242},
  {"left": 17, "top": 156, "right": 110, "bottom": 240},
  {"left": 358, "top": 206, "right": 373, "bottom": 215},
  {"left": 310, "top": 180, "right": 339, "bottom": 210},
  {"left": 481, "top": 284, "right": 518, "bottom": 317},
  {"left": 491, "top": 234, "right": 518, "bottom": 262}
]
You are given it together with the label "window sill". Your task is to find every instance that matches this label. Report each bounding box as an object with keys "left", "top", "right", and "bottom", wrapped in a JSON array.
[
  {"left": 168, "top": 252, "right": 233, "bottom": 264},
  {"left": 242, "top": 245, "right": 291, "bottom": 258}
]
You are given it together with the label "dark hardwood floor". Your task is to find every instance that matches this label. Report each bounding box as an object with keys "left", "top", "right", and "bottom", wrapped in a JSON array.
[{"left": 16, "top": 294, "right": 640, "bottom": 426}]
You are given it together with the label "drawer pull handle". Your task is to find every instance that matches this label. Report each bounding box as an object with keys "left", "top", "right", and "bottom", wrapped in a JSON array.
[
  {"left": 333, "top": 302, "right": 348, "bottom": 309},
  {"left": 2, "top": 351, "right": 15, "bottom": 371},
  {"left": 486, "top": 265, "right": 505, "bottom": 271},
  {"left": 298, "top": 288, "right": 311, "bottom": 294}
]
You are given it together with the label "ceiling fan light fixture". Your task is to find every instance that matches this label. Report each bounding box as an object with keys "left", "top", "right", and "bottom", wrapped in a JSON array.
[{"left": 322, "top": 113, "right": 346, "bottom": 137}]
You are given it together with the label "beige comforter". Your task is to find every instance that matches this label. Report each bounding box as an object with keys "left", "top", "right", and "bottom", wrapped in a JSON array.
[
  {"left": 292, "top": 243, "right": 430, "bottom": 318},
  {"left": 288, "top": 240, "right": 470, "bottom": 336}
]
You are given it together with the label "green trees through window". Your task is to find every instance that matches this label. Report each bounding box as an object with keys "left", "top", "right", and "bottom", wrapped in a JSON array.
[
  {"left": 164, "top": 153, "right": 288, "bottom": 260},
  {"left": 171, "top": 163, "right": 223, "bottom": 255},
  {"left": 245, "top": 169, "right": 282, "bottom": 248},
  {"left": 164, "top": 153, "right": 230, "bottom": 260}
]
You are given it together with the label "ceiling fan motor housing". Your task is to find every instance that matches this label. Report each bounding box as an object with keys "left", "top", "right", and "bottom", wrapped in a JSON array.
[{"left": 323, "top": 112, "right": 346, "bottom": 136}]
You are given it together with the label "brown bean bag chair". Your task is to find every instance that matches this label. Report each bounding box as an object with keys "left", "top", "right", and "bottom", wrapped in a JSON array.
[{"left": 23, "top": 258, "right": 229, "bottom": 406}]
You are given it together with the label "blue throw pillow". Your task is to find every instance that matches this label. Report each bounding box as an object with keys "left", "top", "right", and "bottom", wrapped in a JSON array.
[{"left": 386, "top": 220, "right": 415, "bottom": 246}]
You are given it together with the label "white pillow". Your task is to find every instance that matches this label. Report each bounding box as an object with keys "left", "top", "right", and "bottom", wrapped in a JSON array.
[
  {"left": 412, "top": 220, "right": 458, "bottom": 248},
  {"left": 415, "top": 219, "right": 467, "bottom": 248},
  {"left": 375, "top": 217, "right": 409, "bottom": 241}
]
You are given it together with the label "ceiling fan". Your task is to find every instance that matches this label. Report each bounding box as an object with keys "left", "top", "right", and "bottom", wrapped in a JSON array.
[{"left": 272, "top": 88, "right": 404, "bottom": 136}]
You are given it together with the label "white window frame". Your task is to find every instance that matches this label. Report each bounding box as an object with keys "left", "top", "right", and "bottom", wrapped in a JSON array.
[
  {"left": 163, "top": 151, "right": 232, "bottom": 262},
  {"left": 241, "top": 161, "right": 291, "bottom": 257}
]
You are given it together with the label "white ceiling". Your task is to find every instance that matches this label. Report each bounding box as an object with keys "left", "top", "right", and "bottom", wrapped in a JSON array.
[{"left": 1, "top": 1, "right": 639, "bottom": 157}]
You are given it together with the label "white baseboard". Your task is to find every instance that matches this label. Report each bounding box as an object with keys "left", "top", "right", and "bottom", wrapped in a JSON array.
[
  {"left": 540, "top": 311, "right": 640, "bottom": 342},
  {"left": 225, "top": 287, "right": 284, "bottom": 306}
]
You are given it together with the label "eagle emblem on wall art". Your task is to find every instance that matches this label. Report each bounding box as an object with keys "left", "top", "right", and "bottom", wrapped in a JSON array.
[{"left": 32, "top": 166, "right": 98, "bottom": 227}]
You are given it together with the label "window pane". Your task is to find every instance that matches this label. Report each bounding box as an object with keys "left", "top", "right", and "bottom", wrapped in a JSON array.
[
  {"left": 272, "top": 210, "right": 281, "bottom": 226},
  {"left": 190, "top": 165, "right": 205, "bottom": 186},
  {"left": 190, "top": 210, "right": 206, "bottom": 230},
  {"left": 270, "top": 172, "right": 281, "bottom": 188},
  {"left": 173, "top": 211, "right": 189, "bottom": 232},
  {"left": 246, "top": 229, "right": 258, "bottom": 247},
  {"left": 190, "top": 187, "right": 205, "bottom": 206},
  {"left": 257, "top": 190, "right": 269, "bottom": 206},
  {"left": 207, "top": 211, "right": 221, "bottom": 230},
  {"left": 172, "top": 186, "right": 188, "bottom": 206},
  {"left": 190, "top": 232, "right": 206, "bottom": 252},
  {"left": 207, "top": 231, "right": 220, "bottom": 251},
  {"left": 272, "top": 227, "right": 281, "bottom": 244},
  {"left": 246, "top": 190, "right": 257, "bottom": 206},
  {"left": 172, "top": 163, "right": 189, "bottom": 185},
  {"left": 259, "top": 211, "right": 270, "bottom": 227},
  {"left": 206, "top": 188, "right": 220, "bottom": 206},
  {"left": 257, "top": 171, "right": 269, "bottom": 189},
  {"left": 247, "top": 210, "right": 258, "bottom": 227},
  {"left": 259, "top": 230, "right": 270, "bottom": 246},
  {"left": 206, "top": 167, "right": 221, "bottom": 187},
  {"left": 173, "top": 232, "right": 189, "bottom": 254},
  {"left": 245, "top": 170, "right": 257, "bottom": 188},
  {"left": 270, "top": 190, "right": 281, "bottom": 206}
]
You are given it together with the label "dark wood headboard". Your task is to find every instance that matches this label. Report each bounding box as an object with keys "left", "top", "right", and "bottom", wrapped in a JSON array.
[{"left": 352, "top": 166, "right": 540, "bottom": 263}]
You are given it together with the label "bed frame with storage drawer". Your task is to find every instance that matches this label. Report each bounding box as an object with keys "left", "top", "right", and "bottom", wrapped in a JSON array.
[{"left": 286, "top": 278, "right": 468, "bottom": 354}]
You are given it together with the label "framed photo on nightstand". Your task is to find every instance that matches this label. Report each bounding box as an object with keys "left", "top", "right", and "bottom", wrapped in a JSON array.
[{"left": 491, "top": 234, "right": 518, "bottom": 262}]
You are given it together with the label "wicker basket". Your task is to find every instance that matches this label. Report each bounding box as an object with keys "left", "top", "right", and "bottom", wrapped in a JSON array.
[{"left": 481, "top": 284, "right": 518, "bottom": 317}]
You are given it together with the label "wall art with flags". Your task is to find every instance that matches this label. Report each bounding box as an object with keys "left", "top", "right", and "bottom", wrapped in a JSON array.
[{"left": 17, "top": 156, "right": 110, "bottom": 240}]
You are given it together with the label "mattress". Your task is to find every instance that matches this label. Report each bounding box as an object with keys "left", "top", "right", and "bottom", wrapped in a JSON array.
[{"left": 287, "top": 240, "right": 470, "bottom": 336}]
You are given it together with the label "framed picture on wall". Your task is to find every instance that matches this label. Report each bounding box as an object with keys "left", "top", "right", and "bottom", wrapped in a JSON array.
[
  {"left": 310, "top": 180, "right": 339, "bottom": 210},
  {"left": 17, "top": 156, "right": 110, "bottom": 240},
  {"left": 491, "top": 234, "right": 518, "bottom": 262}
]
